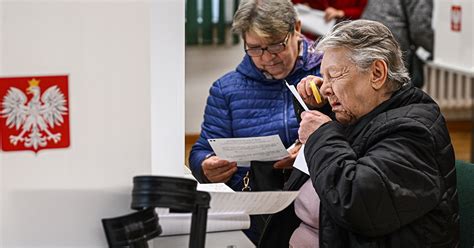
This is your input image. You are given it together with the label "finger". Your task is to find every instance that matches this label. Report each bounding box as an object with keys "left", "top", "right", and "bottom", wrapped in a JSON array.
[
  {"left": 298, "top": 76, "right": 318, "bottom": 96},
  {"left": 324, "top": 10, "right": 331, "bottom": 21},
  {"left": 298, "top": 129, "right": 308, "bottom": 144},
  {"left": 209, "top": 166, "right": 238, "bottom": 182},
  {"left": 205, "top": 158, "right": 232, "bottom": 170},
  {"left": 297, "top": 78, "right": 310, "bottom": 100},
  {"left": 221, "top": 172, "right": 236, "bottom": 184},
  {"left": 205, "top": 163, "right": 235, "bottom": 179},
  {"left": 305, "top": 79, "right": 314, "bottom": 97},
  {"left": 273, "top": 158, "right": 288, "bottom": 169},
  {"left": 204, "top": 160, "right": 237, "bottom": 177},
  {"left": 274, "top": 155, "right": 296, "bottom": 169},
  {"left": 288, "top": 143, "right": 302, "bottom": 155},
  {"left": 301, "top": 110, "right": 321, "bottom": 120},
  {"left": 312, "top": 76, "right": 323, "bottom": 87}
]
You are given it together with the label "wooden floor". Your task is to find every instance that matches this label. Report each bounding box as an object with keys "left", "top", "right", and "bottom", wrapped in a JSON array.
[
  {"left": 185, "top": 120, "right": 473, "bottom": 165},
  {"left": 447, "top": 121, "right": 472, "bottom": 162}
]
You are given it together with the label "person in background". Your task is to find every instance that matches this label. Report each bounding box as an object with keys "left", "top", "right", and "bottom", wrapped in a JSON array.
[
  {"left": 362, "top": 0, "right": 433, "bottom": 88},
  {"left": 188, "top": 0, "right": 328, "bottom": 243},
  {"left": 259, "top": 20, "right": 459, "bottom": 248},
  {"left": 293, "top": 0, "right": 367, "bottom": 22}
]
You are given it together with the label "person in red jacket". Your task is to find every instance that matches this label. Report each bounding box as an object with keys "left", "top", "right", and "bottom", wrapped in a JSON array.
[{"left": 293, "top": 0, "right": 367, "bottom": 22}]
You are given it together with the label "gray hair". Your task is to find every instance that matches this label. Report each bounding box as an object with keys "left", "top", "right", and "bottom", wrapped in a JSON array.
[
  {"left": 232, "top": 0, "right": 297, "bottom": 40},
  {"left": 315, "top": 20, "right": 410, "bottom": 92}
]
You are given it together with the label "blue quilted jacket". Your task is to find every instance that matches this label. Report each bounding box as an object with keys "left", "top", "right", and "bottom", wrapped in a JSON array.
[{"left": 189, "top": 39, "right": 322, "bottom": 191}]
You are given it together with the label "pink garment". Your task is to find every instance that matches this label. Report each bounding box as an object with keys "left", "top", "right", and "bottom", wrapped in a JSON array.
[{"left": 289, "top": 179, "right": 321, "bottom": 248}]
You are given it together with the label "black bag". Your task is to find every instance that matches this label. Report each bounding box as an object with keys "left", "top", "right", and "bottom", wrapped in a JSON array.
[
  {"left": 242, "top": 160, "right": 292, "bottom": 192},
  {"left": 241, "top": 160, "right": 293, "bottom": 245}
]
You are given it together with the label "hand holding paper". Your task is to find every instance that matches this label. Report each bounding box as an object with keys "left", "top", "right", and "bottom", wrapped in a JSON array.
[
  {"left": 294, "top": 4, "right": 336, "bottom": 36},
  {"left": 208, "top": 135, "right": 289, "bottom": 163},
  {"left": 202, "top": 156, "right": 237, "bottom": 183},
  {"left": 298, "top": 110, "right": 332, "bottom": 144},
  {"left": 273, "top": 140, "right": 302, "bottom": 169},
  {"left": 296, "top": 76, "right": 325, "bottom": 108}
]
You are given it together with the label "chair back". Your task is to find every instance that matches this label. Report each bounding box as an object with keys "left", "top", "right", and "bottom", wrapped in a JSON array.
[{"left": 455, "top": 160, "right": 474, "bottom": 248}]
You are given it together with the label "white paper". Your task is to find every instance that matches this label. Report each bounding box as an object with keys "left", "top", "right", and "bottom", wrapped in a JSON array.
[
  {"left": 295, "top": 4, "right": 336, "bottom": 36},
  {"left": 197, "top": 183, "right": 234, "bottom": 192},
  {"left": 197, "top": 183, "right": 299, "bottom": 215},
  {"left": 285, "top": 81, "right": 309, "bottom": 111},
  {"left": 208, "top": 135, "right": 289, "bottom": 162},
  {"left": 183, "top": 165, "right": 197, "bottom": 181},
  {"left": 158, "top": 212, "right": 251, "bottom": 236},
  {"left": 207, "top": 191, "right": 300, "bottom": 215},
  {"left": 158, "top": 183, "right": 299, "bottom": 236},
  {"left": 294, "top": 144, "right": 310, "bottom": 175}
]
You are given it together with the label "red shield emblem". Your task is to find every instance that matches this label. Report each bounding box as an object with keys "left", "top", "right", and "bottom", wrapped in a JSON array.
[
  {"left": 0, "top": 75, "right": 70, "bottom": 152},
  {"left": 451, "top": 5, "right": 462, "bottom": 32}
]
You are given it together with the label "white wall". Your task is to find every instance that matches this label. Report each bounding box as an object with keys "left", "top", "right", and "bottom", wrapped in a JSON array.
[
  {"left": 185, "top": 45, "right": 243, "bottom": 134},
  {"left": 433, "top": 0, "right": 474, "bottom": 72},
  {"left": 151, "top": 0, "right": 184, "bottom": 176},
  {"left": 0, "top": 1, "right": 184, "bottom": 247}
]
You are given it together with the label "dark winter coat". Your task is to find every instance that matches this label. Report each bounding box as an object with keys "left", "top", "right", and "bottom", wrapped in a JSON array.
[{"left": 260, "top": 85, "right": 459, "bottom": 247}]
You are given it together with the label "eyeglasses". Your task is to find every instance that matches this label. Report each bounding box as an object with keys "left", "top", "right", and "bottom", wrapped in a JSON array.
[{"left": 244, "top": 32, "right": 291, "bottom": 57}]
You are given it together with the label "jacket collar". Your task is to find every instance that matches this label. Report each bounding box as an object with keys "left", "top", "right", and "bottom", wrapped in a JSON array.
[{"left": 345, "top": 83, "right": 419, "bottom": 141}]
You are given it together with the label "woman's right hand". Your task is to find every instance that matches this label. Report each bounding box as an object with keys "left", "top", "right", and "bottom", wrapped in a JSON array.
[
  {"left": 202, "top": 156, "right": 237, "bottom": 183},
  {"left": 297, "top": 75, "right": 326, "bottom": 108}
]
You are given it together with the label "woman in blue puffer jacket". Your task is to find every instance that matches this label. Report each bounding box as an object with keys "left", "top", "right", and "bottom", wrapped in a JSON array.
[{"left": 189, "top": 0, "right": 325, "bottom": 191}]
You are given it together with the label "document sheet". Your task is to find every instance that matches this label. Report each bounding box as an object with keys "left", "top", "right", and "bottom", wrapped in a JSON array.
[
  {"left": 158, "top": 182, "right": 300, "bottom": 236},
  {"left": 285, "top": 81, "right": 309, "bottom": 111},
  {"left": 293, "top": 144, "right": 310, "bottom": 175},
  {"left": 207, "top": 190, "right": 300, "bottom": 215},
  {"left": 295, "top": 4, "right": 336, "bottom": 36},
  {"left": 208, "top": 135, "right": 289, "bottom": 162},
  {"left": 159, "top": 212, "right": 251, "bottom": 236}
]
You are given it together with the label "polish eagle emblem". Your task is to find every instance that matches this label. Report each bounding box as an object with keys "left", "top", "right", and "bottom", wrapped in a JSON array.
[{"left": 1, "top": 78, "right": 68, "bottom": 151}]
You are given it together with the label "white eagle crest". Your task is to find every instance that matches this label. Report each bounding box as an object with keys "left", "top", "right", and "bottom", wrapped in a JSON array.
[{"left": 1, "top": 79, "right": 68, "bottom": 150}]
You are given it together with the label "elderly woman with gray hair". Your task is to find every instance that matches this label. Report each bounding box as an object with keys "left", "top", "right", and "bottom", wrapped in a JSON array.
[{"left": 259, "top": 20, "right": 459, "bottom": 248}]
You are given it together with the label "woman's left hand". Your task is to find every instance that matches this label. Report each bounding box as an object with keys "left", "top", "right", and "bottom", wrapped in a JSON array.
[
  {"left": 324, "top": 7, "right": 344, "bottom": 22},
  {"left": 298, "top": 110, "right": 332, "bottom": 144},
  {"left": 273, "top": 141, "right": 302, "bottom": 169}
]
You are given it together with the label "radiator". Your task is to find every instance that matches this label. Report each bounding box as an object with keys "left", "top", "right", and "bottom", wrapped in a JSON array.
[{"left": 423, "top": 62, "right": 474, "bottom": 120}]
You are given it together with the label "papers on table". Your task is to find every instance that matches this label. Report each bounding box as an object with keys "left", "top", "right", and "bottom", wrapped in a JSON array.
[
  {"left": 294, "top": 4, "right": 336, "bottom": 36},
  {"left": 207, "top": 190, "right": 299, "bottom": 215},
  {"left": 293, "top": 144, "right": 310, "bottom": 175},
  {"left": 197, "top": 182, "right": 234, "bottom": 192},
  {"left": 158, "top": 182, "right": 300, "bottom": 236},
  {"left": 208, "top": 135, "right": 289, "bottom": 162},
  {"left": 159, "top": 212, "right": 251, "bottom": 236}
]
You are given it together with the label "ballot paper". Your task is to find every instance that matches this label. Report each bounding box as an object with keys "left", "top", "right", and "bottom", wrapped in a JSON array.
[
  {"left": 159, "top": 212, "right": 251, "bottom": 236},
  {"left": 295, "top": 4, "right": 336, "bottom": 36},
  {"left": 197, "top": 182, "right": 234, "bottom": 192},
  {"left": 158, "top": 182, "right": 300, "bottom": 236},
  {"left": 293, "top": 144, "right": 310, "bottom": 175},
  {"left": 206, "top": 190, "right": 299, "bottom": 215},
  {"left": 285, "top": 80, "right": 309, "bottom": 111},
  {"left": 208, "top": 135, "right": 289, "bottom": 162}
]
